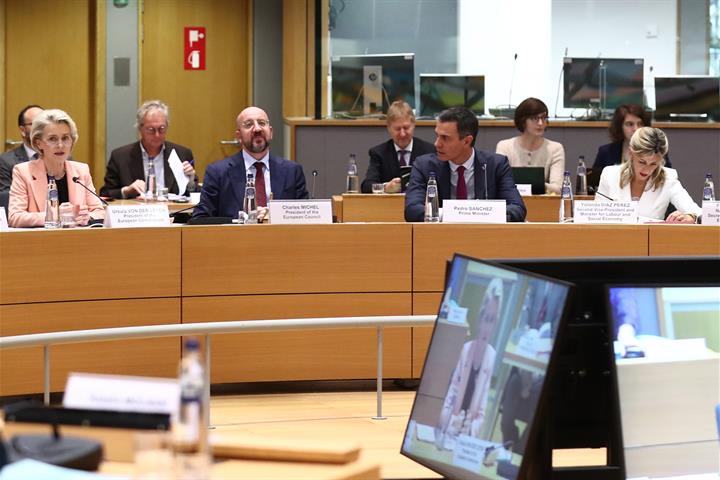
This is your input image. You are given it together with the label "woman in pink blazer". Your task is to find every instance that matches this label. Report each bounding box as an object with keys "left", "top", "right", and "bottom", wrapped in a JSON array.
[{"left": 8, "top": 109, "right": 104, "bottom": 227}]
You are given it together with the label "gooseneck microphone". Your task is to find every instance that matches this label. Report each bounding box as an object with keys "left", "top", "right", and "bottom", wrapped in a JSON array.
[
  {"left": 595, "top": 190, "right": 615, "bottom": 201},
  {"left": 482, "top": 163, "right": 488, "bottom": 200},
  {"left": 72, "top": 176, "right": 109, "bottom": 206},
  {"left": 311, "top": 169, "right": 318, "bottom": 199},
  {"left": 508, "top": 53, "right": 518, "bottom": 108}
]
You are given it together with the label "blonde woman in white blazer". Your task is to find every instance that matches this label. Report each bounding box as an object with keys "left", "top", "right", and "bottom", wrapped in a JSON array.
[{"left": 596, "top": 127, "right": 701, "bottom": 223}]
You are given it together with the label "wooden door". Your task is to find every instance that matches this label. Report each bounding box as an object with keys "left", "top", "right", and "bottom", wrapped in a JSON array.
[{"left": 141, "top": 0, "right": 251, "bottom": 181}]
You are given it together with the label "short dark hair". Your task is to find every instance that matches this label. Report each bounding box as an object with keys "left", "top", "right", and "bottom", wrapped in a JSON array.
[
  {"left": 514, "top": 97, "right": 548, "bottom": 132},
  {"left": 437, "top": 107, "right": 478, "bottom": 146},
  {"left": 608, "top": 104, "right": 650, "bottom": 143},
  {"left": 17, "top": 104, "right": 44, "bottom": 126}
]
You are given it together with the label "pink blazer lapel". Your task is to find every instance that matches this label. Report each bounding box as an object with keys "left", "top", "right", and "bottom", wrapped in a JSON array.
[{"left": 28, "top": 160, "right": 48, "bottom": 212}]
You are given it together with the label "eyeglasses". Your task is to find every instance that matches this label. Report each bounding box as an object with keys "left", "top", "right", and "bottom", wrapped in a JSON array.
[
  {"left": 529, "top": 114, "right": 548, "bottom": 123},
  {"left": 240, "top": 119, "right": 270, "bottom": 130},
  {"left": 143, "top": 126, "right": 167, "bottom": 135},
  {"left": 42, "top": 135, "right": 73, "bottom": 147}
]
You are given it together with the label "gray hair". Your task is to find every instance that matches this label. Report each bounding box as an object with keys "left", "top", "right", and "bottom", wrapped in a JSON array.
[
  {"left": 484, "top": 277, "right": 504, "bottom": 310},
  {"left": 30, "top": 109, "right": 79, "bottom": 151},
  {"left": 135, "top": 99, "right": 169, "bottom": 130}
]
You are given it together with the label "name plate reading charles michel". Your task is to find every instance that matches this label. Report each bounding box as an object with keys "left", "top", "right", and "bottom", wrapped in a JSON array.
[
  {"left": 574, "top": 200, "right": 638, "bottom": 224},
  {"left": 442, "top": 200, "right": 507, "bottom": 224},
  {"left": 269, "top": 199, "right": 333, "bottom": 224},
  {"left": 104, "top": 204, "right": 171, "bottom": 228}
]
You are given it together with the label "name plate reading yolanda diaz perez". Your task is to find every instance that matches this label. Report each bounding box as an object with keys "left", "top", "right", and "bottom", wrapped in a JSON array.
[
  {"left": 442, "top": 200, "right": 507, "bottom": 223},
  {"left": 104, "top": 204, "right": 171, "bottom": 228},
  {"left": 574, "top": 200, "right": 638, "bottom": 224},
  {"left": 701, "top": 201, "right": 720, "bottom": 226},
  {"left": 269, "top": 199, "right": 332, "bottom": 224},
  {"left": 516, "top": 184, "right": 533, "bottom": 196},
  {"left": 64, "top": 372, "right": 179, "bottom": 415}
]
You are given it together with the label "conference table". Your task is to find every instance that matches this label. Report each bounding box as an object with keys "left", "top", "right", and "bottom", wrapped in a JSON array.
[{"left": 1, "top": 222, "right": 718, "bottom": 396}]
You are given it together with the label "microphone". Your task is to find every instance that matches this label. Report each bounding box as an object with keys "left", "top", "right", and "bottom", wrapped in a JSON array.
[
  {"left": 595, "top": 190, "right": 615, "bottom": 201},
  {"left": 169, "top": 205, "right": 196, "bottom": 217},
  {"left": 72, "top": 176, "right": 109, "bottom": 206},
  {"left": 311, "top": 169, "right": 318, "bottom": 199},
  {"left": 508, "top": 53, "right": 518, "bottom": 108},
  {"left": 554, "top": 47, "right": 569, "bottom": 118},
  {"left": 482, "top": 163, "right": 488, "bottom": 200}
]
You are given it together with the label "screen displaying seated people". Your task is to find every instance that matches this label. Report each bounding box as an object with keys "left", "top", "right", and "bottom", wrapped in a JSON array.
[
  {"left": 401, "top": 255, "right": 572, "bottom": 480},
  {"left": 608, "top": 285, "right": 720, "bottom": 478}
]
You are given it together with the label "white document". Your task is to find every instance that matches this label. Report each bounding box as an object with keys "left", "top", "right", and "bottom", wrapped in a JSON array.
[
  {"left": 415, "top": 423, "right": 436, "bottom": 443},
  {"left": 701, "top": 200, "right": 720, "bottom": 225},
  {"left": 0, "top": 207, "right": 8, "bottom": 231},
  {"left": 63, "top": 372, "right": 180, "bottom": 415},
  {"left": 104, "top": 204, "right": 171, "bottom": 228},
  {"left": 269, "top": 199, "right": 333, "bottom": 224},
  {"left": 167, "top": 148, "right": 189, "bottom": 195},
  {"left": 442, "top": 200, "right": 507, "bottom": 223},
  {"left": 574, "top": 200, "right": 638, "bottom": 224},
  {"left": 516, "top": 184, "right": 532, "bottom": 196}
]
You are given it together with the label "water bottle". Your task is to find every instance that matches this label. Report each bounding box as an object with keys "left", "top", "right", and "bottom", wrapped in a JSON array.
[
  {"left": 703, "top": 173, "right": 715, "bottom": 201},
  {"left": 243, "top": 172, "right": 258, "bottom": 224},
  {"left": 44, "top": 176, "right": 60, "bottom": 229},
  {"left": 173, "top": 337, "right": 210, "bottom": 478},
  {"left": 346, "top": 154, "right": 359, "bottom": 193},
  {"left": 144, "top": 160, "right": 156, "bottom": 201},
  {"left": 424, "top": 172, "right": 440, "bottom": 223},
  {"left": 559, "top": 171, "right": 574, "bottom": 223},
  {"left": 575, "top": 156, "right": 588, "bottom": 195}
]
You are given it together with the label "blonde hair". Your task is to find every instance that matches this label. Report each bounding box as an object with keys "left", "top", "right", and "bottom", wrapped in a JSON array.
[
  {"left": 619, "top": 126, "right": 667, "bottom": 190},
  {"left": 30, "top": 109, "right": 79, "bottom": 152},
  {"left": 135, "top": 99, "right": 169, "bottom": 130},
  {"left": 386, "top": 100, "right": 415, "bottom": 124}
]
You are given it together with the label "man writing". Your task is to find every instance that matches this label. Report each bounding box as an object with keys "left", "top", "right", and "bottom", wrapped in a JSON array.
[
  {"left": 100, "top": 100, "right": 195, "bottom": 199},
  {"left": 192, "top": 106, "right": 308, "bottom": 220},
  {"left": 361, "top": 100, "right": 435, "bottom": 193},
  {"left": 404, "top": 107, "right": 526, "bottom": 222}
]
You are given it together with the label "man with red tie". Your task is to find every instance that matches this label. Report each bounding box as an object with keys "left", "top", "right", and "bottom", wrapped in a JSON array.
[
  {"left": 192, "top": 106, "right": 308, "bottom": 221},
  {"left": 361, "top": 100, "right": 435, "bottom": 194},
  {"left": 404, "top": 107, "right": 526, "bottom": 222}
]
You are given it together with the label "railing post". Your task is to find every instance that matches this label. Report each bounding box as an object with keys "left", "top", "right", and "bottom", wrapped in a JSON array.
[
  {"left": 43, "top": 344, "right": 50, "bottom": 406},
  {"left": 204, "top": 334, "right": 213, "bottom": 429},
  {"left": 372, "top": 326, "right": 386, "bottom": 420}
]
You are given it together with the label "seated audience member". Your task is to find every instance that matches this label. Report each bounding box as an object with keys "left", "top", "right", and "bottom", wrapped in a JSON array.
[
  {"left": 593, "top": 104, "right": 672, "bottom": 172},
  {"left": 192, "top": 106, "right": 308, "bottom": 220},
  {"left": 100, "top": 100, "right": 195, "bottom": 199},
  {"left": 596, "top": 127, "right": 700, "bottom": 223},
  {"left": 1, "top": 105, "right": 44, "bottom": 195},
  {"left": 8, "top": 109, "right": 104, "bottom": 227},
  {"left": 496, "top": 97, "right": 565, "bottom": 194},
  {"left": 404, "top": 107, "right": 526, "bottom": 222},
  {"left": 361, "top": 100, "right": 435, "bottom": 193},
  {"left": 500, "top": 367, "right": 542, "bottom": 455}
]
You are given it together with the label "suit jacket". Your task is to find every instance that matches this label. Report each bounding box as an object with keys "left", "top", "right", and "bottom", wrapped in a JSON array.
[
  {"left": 361, "top": 137, "right": 436, "bottom": 193},
  {"left": 593, "top": 141, "right": 673, "bottom": 171},
  {"left": 8, "top": 159, "right": 105, "bottom": 227},
  {"left": 99, "top": 141, "right": 194, "bottom": 198},
  {"left": 596, "top": 165, "right": 700, "bottom": 220},
  {"left": 404, "top": 149, "right": 527, "bottom": 222},
  {"left": 0, "top": 145, "right": 30, "bottom": 194},
  {"left": 192, "top": 151, "right": 309, "bottom": 219}
]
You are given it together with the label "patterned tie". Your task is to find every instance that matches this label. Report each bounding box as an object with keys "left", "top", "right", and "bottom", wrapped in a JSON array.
[
  {"left": 254, "top": 162, "right": 267, "bottom": 207},
  {"left": 398, "top": 150, "right": 408, "bottom": 167},
  {"left": 456, "top": 165, "right": 467, "bottom": 200}
]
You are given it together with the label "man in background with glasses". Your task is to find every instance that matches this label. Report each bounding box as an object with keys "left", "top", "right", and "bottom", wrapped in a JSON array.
[
  {"left": 100, "top": 99, "right": 196, "bottom": 199},
  {"left": 0, "top": 104, "right": 44, "bottom": 199}
]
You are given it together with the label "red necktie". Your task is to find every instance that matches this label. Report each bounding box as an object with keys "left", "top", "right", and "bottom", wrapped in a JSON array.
[
  {"left": 456, "top": 165, "right": 467, "bottom": 200},
  {"left": 398, "top": 150, "right": 408, "bottom": 166},
  {"left": 254, "top": 162, "right": 267, "bottom": 207}
]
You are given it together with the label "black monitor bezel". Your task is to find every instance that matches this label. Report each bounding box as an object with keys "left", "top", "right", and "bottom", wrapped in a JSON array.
[
  {"left": 419, "top": 74, "right": 486, "bottom": 118},
  {"left": 653, "top": 75, "right": 720, "bottom": 121},
  {"left": 562, "top": 57, "right": 645, "bottom": 110}
]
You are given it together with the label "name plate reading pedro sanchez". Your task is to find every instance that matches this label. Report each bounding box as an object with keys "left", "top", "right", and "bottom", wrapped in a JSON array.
[
  {"left": 442, "top": 200, "right": 507, "bottom": 223},
  {"left": 702, "top": 201, "right": 720, "bottom": 226},
  {"left": 104, "top": 204, "right": 171, "bottom": 228},
  {"left": 269, "top": 199, "right": 333, "bottom": 224},
  {"left": 574, "top": 200, "right": 638, "bottom": 224}
]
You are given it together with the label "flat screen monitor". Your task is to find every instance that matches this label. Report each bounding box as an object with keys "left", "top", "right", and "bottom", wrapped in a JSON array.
[
  {"left": 401, "top": 254, "right": 572, "bottom": 480},
  {"left": 419, "top": 74, "right": 485, "bottom": 118},
  {"left": 653, "top": 75, "right": 720, "bottom": 121},
  {"left": 330, "top": 53, "right": 415, "bottom": 116},
  {"left": 563, "top": 57, "right": 644, "bottom": 110},
  {"left": 606, "top": 284, "right": 720, "bottom": 478},
  {"left": 511, "top": 167, "right": 545, "bottom": 195}
]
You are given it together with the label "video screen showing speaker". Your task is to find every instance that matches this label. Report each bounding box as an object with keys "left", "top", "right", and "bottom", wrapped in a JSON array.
[
  {"left": 330, "top": 53, "right": 415, "bottom": 117},
  {"left": 401, "top": 255, "right": 572, "bottom": 480},
  {"left": 563, "top": 57, "right": 644, "bottom": 110},
  {"left": 606, "top": 284, "right": 720, "bottom": 478},
  {"left": 419, "top": 74, "right": 485, "bottom": 118},
  {"left": 653, "top": 75, "right": 720, "bottom": 121}
]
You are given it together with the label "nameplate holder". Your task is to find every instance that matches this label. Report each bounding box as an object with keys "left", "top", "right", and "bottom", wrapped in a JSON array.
[
  {"left": 63, "top": 372, "right": 179, "bottom": 416},
  {"left": 516, "top": 184, "right": 532, "bottom": 196},
  {"left": 104, "top": 204, "right": 170, "bottom": 228},
  {"left": 0, "top": 207, "right": 8, "bottom": 231},
  {"left": 442, "top": 200, "right": 507, "bottom": 223},
  {"left": 574, "top": 200, "right": 638, "bottom": 224},
  {"left": 701, "top": 201, "right": 720, "bottom": 226},
  {"left": 269, "top": 199, "right": 333, "bottom": 224}
]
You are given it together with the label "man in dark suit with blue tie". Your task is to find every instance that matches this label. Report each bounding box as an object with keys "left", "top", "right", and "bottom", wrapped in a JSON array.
[
  {"left": 361, "top": 100, "right": 435, "bottom": 194},
  {"left": 192, "top": 106, "right": 308, "bottom": 220},
  {"left": 404, "top": 107, "right": 526, "bottom": 222}
]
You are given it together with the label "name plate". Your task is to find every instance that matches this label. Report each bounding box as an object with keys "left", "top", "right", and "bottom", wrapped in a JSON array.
[
  {"left": 0, "top": 207, "right": 8, "bottom": 231},
  {"left": 269, "top": 199, "right": 332, "bottom": 224},
  {"left": 442, "top": 200, "right": 507, "bottom": 223},
  {"left": 104, "top": 204, "right": 170, "bottom": 228},
  {"left": 64, "top": 372, "right": 179, "bottom": 415},
  {"left": 516, "top": 184, "right": 532, "bottom": 196},
  {"left": 574, "top": 200, "right": 638, "bottom": 224},
  {"left": 701, "top": 201, "right": 720, "bottom": 226}
]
